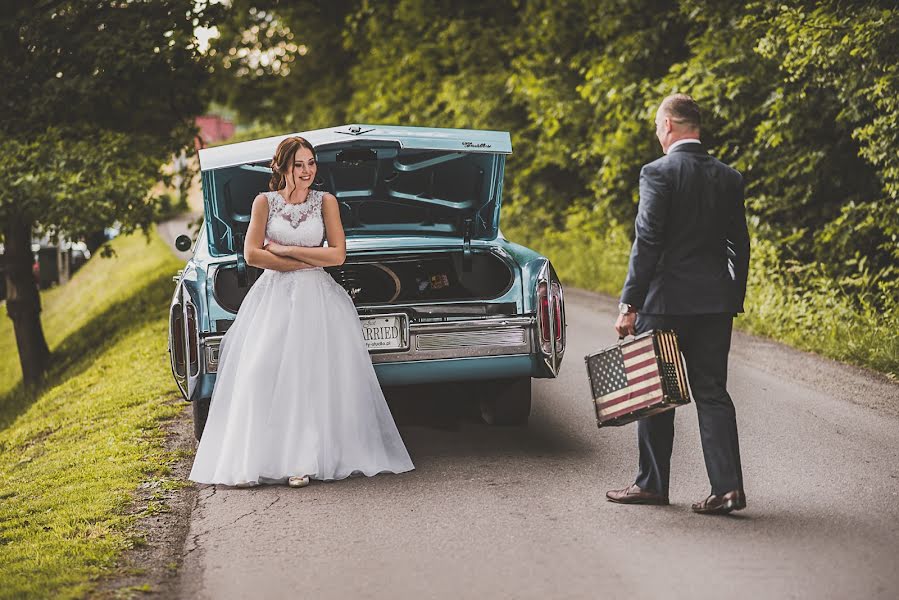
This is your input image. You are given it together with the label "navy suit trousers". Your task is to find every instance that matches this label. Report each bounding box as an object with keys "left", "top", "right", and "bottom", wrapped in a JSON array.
[{"left": 633, "top": 313, "right": 744, "bottom": 497}]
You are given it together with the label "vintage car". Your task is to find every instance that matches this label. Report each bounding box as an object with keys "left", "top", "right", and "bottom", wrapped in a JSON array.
[{"left": 168, "top": 124, "right": 566, "bottom": 439}]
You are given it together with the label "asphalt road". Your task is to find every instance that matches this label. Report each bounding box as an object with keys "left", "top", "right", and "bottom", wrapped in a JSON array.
[{"left": 163, "top": 257, "right": 899, "bottom": 600}]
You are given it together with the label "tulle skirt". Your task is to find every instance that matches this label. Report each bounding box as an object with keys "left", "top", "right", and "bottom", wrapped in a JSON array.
[{"left": 189, "top": 267, "right": 414, "bottom": 485}]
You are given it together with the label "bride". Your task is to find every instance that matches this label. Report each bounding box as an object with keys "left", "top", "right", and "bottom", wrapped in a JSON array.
[{"left": 189, "top": 136, "right": 414, "bottom": 487}]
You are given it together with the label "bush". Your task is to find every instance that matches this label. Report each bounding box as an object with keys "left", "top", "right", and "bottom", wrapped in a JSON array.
[{"left": 506, "top": 216, "right": 898, "bottom": 379}]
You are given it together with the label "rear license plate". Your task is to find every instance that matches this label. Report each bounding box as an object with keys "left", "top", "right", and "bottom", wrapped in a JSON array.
[{"left": 360, "top": 313, "right": 409, "bottom": 352}]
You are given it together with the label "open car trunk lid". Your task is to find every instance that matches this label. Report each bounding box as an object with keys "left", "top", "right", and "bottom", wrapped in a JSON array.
[{"left": 199, "top": 125, "right": 512, "bottom": 258}]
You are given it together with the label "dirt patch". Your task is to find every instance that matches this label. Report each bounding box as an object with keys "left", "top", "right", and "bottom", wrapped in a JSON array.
[{"left": 93, "top": 400, "right": 198, "bottom": 599}]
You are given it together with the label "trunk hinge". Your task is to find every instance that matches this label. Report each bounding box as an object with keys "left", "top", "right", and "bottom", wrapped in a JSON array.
[
  {"left": 463, "top": 218, "right": 473, "bottom": 272},
  {"left": 235, "top": 233, "right": 248, "bottom": 288}
]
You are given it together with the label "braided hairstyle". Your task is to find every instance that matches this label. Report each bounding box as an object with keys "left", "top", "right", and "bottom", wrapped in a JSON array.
[{"left": 269, "top": 136, "right": 316, "bottom": 191}]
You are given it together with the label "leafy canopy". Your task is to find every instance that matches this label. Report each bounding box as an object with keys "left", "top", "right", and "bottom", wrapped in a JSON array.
[
  {"left": 211, "top": 0, "right": 898, "bottom": 305},
  {"left": 0, "top": 0, "right": 222, "bottom": 242}
]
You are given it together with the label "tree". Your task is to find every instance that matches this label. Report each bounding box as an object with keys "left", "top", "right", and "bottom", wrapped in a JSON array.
[
  {"left": 211, "top": 0, "right": 897, "bottom": 309},
  {"left": 208, "top": 0, "right": 359, "bottom": 132},
  {"left": 0, "top": 0, "right": 220, "bottom": 385}
]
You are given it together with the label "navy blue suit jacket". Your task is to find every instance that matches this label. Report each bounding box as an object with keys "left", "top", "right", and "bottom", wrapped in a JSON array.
[{"left": 620, "top": 143, "right": 750, "bottom": 315}]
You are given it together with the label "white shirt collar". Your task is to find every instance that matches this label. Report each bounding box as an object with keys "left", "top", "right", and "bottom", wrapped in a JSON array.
[{"left": 666, "top": 138, "right": 701, "bottom": 154}]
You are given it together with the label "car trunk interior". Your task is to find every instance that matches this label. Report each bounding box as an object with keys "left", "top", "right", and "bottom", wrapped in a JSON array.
[{"left": 212, "top": 250, "right": 515, "bottom": 317}]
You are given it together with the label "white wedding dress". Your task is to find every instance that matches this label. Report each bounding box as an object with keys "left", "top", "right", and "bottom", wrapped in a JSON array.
[{"left": 189, "top": 189, "right": 414, "bottom": 485}]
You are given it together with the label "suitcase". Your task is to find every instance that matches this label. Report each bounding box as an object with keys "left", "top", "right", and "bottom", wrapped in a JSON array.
[{"left": 585, "top": 330, "right": 691, "bottom": 428}]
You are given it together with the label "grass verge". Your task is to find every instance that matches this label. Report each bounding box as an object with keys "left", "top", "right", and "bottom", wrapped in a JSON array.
[
  {"left": 0, "top": 228, "right": 185, "bottom": 599},
  {"left": 505, "top": 221, "right": 898, "bottom": 380}
]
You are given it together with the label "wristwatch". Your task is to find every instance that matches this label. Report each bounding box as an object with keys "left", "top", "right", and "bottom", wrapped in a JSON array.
[{"left": 618, "top": 302, "right": 636, "bottom": 315}]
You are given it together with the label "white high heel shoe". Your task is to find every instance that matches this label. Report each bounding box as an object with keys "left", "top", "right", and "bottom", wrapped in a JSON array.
[{"left": 288, "top": 475, "right": 310, "bottom": 488}]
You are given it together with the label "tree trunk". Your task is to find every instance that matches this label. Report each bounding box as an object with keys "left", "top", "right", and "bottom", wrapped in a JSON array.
[{"left": 4, "top": 213, "right": 50, "bottom": 386}]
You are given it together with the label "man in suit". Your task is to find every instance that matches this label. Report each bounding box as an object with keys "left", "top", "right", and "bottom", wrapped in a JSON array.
[{"left": 606, "top": 94, "right": 750, "bottom": 515}]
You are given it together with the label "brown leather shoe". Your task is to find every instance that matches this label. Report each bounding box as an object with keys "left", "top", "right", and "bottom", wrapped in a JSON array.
[
  {"left": 691, "top": 490, "right": 746, "bottom": 515},
  {"left": 606, "top": 484, "right": 669, "bottom": 505}
]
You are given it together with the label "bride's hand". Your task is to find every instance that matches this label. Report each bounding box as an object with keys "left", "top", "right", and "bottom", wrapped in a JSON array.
[{"left": 265, "top": 242, "right": 287, "bottom": 256}]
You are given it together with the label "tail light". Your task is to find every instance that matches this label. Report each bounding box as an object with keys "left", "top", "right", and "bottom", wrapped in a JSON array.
[
  {"left": 186, "top": 303, "right": 199, "bottom": 376},
  {"left": 537, "top": 281, "right": 551, "bottom": 354},
  {"left": 536, "top": 265, "right": 566, "bottom": 369},
  {"left": 170, "top": 304, "right": 185, "bottom": 378},
  {"left": 551, "top": 281, "right": 564, "bottom": 352}
]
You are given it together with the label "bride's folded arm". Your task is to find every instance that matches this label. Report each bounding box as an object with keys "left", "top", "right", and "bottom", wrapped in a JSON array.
[
  {"left": 268, "top": 193, "right": 347, "bottom": 267},
  {"left": 244, "top": 194, "right": 314, "bottom": 272},
  {"left": 248, "top": 250, "right": 314, "bottom": 272}
]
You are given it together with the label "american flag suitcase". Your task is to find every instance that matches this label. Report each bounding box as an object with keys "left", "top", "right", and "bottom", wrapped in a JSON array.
[{"left": 585, "top": 330, "right": 691, "bottom": 428}]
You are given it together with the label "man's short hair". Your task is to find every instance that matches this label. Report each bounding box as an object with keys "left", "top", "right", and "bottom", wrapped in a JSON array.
[{"left": 660, "top": 94, "right": 701, "bottom": 131}]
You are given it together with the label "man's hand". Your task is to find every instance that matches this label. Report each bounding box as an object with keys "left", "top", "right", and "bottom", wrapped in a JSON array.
[{"left": 615, "top": 312, "right": 637, "bottom": 338}]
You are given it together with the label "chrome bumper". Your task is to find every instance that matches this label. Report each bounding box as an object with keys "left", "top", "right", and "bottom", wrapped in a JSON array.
[
  {"left": 200, "top": 316, "right": 534, "bottom": 373},
  {"left": 371, "top": 316, "right": 534, "bottom": 364}
]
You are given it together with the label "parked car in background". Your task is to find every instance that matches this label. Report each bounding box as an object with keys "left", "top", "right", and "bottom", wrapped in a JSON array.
[
  {"left": 0, "top": 243, "right": 44, "bottom": 301},
  {"left": 168, "top": 125, "right": 567, "bottom": 440},
  {"left": 33, "top": 240, "right": 91, "bottom": 288}
]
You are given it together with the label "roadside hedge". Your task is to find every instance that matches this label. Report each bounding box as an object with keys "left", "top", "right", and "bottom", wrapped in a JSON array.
[{"left": 211, "top": 1, "right": 898, "bottom": 377}]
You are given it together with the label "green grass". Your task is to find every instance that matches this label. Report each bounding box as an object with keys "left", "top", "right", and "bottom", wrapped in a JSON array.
[
  {"left": 506, "top": 212, "right": 631, "bottom": 298},
  {"left": 738, "top": 238, "right": 899, "bottom": 379},
  {"left": 506, "top": 221, "right": 898, "bottom": 380},
  {"left": 0, "top": 228, "right": 185, "bottom": 599}
]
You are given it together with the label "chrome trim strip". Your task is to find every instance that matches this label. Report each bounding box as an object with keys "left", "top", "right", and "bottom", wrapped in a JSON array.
[
  {"left": 409, "top": 316, "right": 534, "bottom": 333},
  {"left": 370, "top": 344, "right": 531, "bottom": 363},
  {"left": 371, "top": 317, "right": 534, "bottom": 363},
  {"left": 199, "top": 318, "right": 536, "bottom": 368},
  {"left": 536, "top": 261, "right": 555, "bottom": 374},
  {"left": 416, "top": 327, "right": 526, "bottom": 351},
  {"left": 184, "top": 300, "right": 202, "bottom": 383},
  {"left": 169, "top": 298, "right": 188, "bottom": 398},
  {"left": 552, "top": 280, "right": 566, "bottom": 368}
]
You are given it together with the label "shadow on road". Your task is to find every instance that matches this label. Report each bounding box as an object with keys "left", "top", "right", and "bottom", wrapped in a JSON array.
[{"left": 384, "top": 383, "right": 592, "bottom": 462}]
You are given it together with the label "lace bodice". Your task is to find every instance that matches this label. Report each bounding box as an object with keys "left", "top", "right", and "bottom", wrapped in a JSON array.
[{"left": 264, "top": 189, "right": 326, "bottom": 248}]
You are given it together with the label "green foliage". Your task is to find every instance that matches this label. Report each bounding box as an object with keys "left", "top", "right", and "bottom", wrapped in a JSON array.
[
  {"left": 209, "top": 0, "right": 357, "bottom": 130},
  {"left": 0, "top": 230, "right": 185, "bottom": 599},
  {"left": 515, "top": 221, "right": 898, "bottom": 377},
  {"left": 211, "top": 1, "right": 898, "bottom": 374},
  {"left": 0, "top": 0, "right": 220, "bottom": 240},
  {"left": 734, "top": 1, "right": 898, "bottom": 278},
  {"left": 504, "top": 210, "right": 631, "bottom": 297},
  {"left": 0, "top": 129, "right": 158, "bottom": 243},
  {"left": 154, "top": 192, "right": 190, "bottom": 222},
  {"left": 740, "top": 236, "right": 898, "bottom": 378}
]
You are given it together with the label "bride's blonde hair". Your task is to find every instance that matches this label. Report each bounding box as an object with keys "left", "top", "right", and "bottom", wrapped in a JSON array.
[{"left": 269, "top": 136, "right": 316, "bottom": 191}]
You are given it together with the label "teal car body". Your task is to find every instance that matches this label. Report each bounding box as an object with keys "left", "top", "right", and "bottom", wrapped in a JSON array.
[{"left": 168, "top": 125, "right": 566, "bottom": 438}]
